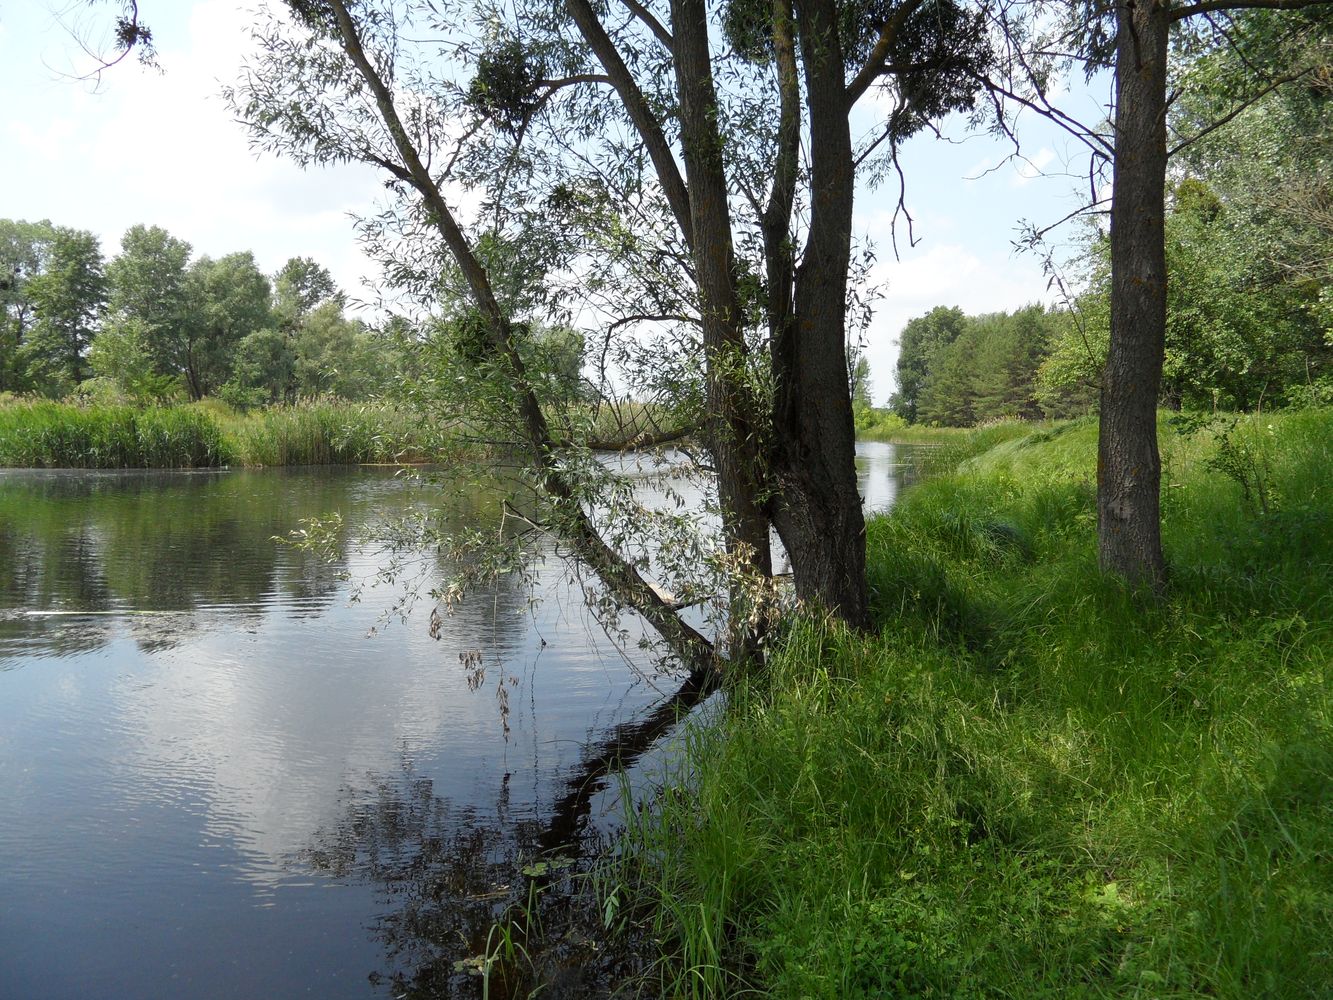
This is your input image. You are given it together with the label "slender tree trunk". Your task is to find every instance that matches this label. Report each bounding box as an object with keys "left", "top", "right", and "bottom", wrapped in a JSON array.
[
  {"left": 768, "top": 0, "right": 869, "bottom": 628},
  {"left": 1101, "top": 0, "right": 1170, "bottom": 593},
  {"left": 324, "top": 0, "right": 719, "bottom": 671}
]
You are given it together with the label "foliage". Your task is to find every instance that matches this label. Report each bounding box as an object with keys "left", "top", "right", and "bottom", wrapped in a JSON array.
[
  {"left": 889, "top": 305, "right": 966, "bottom": 423},
  {"left": 852, "top": 404, "right": 907, "bottom": 440},
  {"left": 86, "top": 316, "right": 181, "bottom": 403},
  {"left": 894, "top": 304, "right": 1072, "bottom": 427},
  {"left": 22, "top": 226, "right": 107, "bottom": 393},
  {"left": 5, "top": 217, "right": 406, "bottom": 410},
  {"left": 619, "top": 409, "right": 1333, "bottom": 997},
  {"left": 1, "top": 219, "right": 108, "bottom": 395},
  {"left": 105, "top": 224, "right": 193, "bottom": 390},
  {"left": 1040, "top": 172, "right": 1331, "bottom": 414},
  {"left": 179, "top": 252, "right": 275, "bottom": 400},
  {"left": 0, "top": 398, "right": 435, "bottom": 468}
]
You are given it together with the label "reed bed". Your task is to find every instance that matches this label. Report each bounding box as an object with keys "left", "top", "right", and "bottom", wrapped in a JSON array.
[{"left": 0, "top": 399, "right": 437, "bottom": 468}]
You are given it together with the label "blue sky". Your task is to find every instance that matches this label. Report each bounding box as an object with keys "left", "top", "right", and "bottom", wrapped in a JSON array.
[{"left": 1, "top": 1, "right": 1111, "bottom": 400}]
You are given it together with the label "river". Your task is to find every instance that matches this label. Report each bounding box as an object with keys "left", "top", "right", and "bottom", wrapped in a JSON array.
[{"left": 0, "top": 441, "right": 925, "bottom": 999}]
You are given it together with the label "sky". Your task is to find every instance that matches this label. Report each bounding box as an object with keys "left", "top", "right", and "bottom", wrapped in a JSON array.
[{"left": 1, "top": 1, "right": 1111, "bottom": 401}]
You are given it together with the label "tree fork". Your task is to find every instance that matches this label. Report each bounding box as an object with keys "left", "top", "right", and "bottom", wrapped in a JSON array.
[
  {"left": 768, "top": 0, "right": 869, "bottom": 628},
  {"left": 669, "top": 0, "right": 773, "bottom": 654}
]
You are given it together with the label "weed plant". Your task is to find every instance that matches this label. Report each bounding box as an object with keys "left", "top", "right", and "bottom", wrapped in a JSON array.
[{"left": 620, "top": 408, "right": 1332, "bottom": 998}]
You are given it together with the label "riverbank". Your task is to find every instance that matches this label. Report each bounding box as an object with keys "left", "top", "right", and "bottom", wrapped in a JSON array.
[
  {"left": 0, "top": 399, "right": 438, "bottom": 467},
  {"left": 620, "top": 408, "right": 1332, "bottom": 998}
]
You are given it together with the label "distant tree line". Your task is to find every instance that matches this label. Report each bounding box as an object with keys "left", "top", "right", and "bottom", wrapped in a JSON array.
[
  {"left": 1, "top": 220, "right": 591, "bottom": 410},
  {"left": 888, "top": 304, "right": 1087, "bottom": 427},
  {"left": 893, "top": 28, "right": 1331, "bottom": 429},
  {"left": 0, "top": 220, "right": 411, "bottom": 405}
]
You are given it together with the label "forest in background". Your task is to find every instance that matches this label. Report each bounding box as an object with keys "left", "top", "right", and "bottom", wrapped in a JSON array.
[
  {"left": 886, "top": 18, "right": 1331, "bottom": 427},
  {"left": 0, "top": 221, "right": 586, "bottom": 412}
]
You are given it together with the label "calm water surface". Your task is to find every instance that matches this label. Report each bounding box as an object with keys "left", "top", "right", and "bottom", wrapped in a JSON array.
[{"left": 0, "top": 443, "right": 926, "bottom": 999}]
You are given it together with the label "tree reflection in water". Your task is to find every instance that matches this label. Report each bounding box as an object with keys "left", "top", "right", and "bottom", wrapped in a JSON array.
[{"left": 304, "top": 670, "right": 715, "bottom": 998}]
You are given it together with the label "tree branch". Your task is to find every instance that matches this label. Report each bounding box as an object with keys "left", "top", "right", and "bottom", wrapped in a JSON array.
[
  {"left": 845, "top": 0, "right": 928, "bottom": 107},
  {"left": 618, "top": 0, "right": 674, "bottom": 49},
  {"left": 1173, "top": 0, "right": 1333, "bottom": 21},
  {"left": 1168, "top": 64, "right": 1314, "bottom": 155},
  {"left": 324, "top": 0, "right": 718, "bottom": 671},
  {"left": 564, "top": 0, "right": 695, "bottom": 253}
]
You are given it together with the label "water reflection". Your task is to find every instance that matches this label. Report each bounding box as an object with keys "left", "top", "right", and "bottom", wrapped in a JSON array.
[
  {"left": 856, "top": 440, "right": 929, "bottom": 514},
  {"left": 0, "top": 446, "right": 927, "bottom": 999}
]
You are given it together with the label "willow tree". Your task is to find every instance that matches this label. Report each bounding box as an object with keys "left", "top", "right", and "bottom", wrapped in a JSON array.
[{"left": 232, "top": 0, "right": 987, "bottom": 664}]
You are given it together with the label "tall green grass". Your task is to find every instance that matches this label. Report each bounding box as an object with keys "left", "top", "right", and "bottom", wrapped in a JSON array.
[
  {"left": 0, "top": 399, "right": 437, "bottom": 468},
  {"left": 619, "top": 408, "right": 1332, "bottom": 998},
  {"left": 221, "top": 400, "right": 433, "bottom": 466},
  {"left": 0, "top": 401, "right": 231, "bottom": 467}
]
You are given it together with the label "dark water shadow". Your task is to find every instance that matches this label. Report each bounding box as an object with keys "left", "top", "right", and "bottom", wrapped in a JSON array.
[{"left": 305, "top": 669, "right": 717, "bottom": 998}]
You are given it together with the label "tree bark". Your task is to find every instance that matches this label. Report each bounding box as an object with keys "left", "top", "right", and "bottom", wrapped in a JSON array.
[
  {"left": 670, "top": 0, "right": 773, "bottom": 652},
  {"left": 767, "top": 0, "right": 869, "bottom": 628},
  {"left": 1101, "top": 0, "right": 1170, "bottom": 592}
]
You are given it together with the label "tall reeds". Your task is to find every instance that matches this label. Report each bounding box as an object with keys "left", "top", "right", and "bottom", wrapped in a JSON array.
[{"left": 0, "top": 399, "right": 436, "bottom": 468}]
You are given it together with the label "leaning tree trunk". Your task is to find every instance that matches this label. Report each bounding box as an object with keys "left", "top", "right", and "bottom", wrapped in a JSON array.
[
  {"left": 1101, "top": 0, "right": 1170, "bottom": 593},
  {"left": 768, "top": 0, "right": 869, "bottom": 629}
]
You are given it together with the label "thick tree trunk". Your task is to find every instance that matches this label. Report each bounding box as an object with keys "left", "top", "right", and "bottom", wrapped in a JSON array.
[
  {"left": 671, "top": 0, "right": 773, "bottom": 651},
  {"left": 768, "top": 0, "right": 868, "bottom": 628},
  {"left": 1101, "top": 0, "right": 1170, "bottom": 593}
]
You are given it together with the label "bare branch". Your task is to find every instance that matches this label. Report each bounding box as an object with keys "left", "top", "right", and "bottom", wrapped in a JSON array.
[{"left": 617, "top": 0, "right": 674, "bottom": 49}]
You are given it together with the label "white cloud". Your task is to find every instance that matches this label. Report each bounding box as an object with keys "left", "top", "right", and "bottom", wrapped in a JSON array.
[{"left": 3, "top": 0, "right": 386, "bottom": 301}]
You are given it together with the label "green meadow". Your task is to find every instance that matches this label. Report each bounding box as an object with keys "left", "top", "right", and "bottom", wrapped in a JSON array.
[{"left": 618, "top": 409, "right": 1332, "bottom": 999}]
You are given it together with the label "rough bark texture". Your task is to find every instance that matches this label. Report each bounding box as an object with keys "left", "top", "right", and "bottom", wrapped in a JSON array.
[
  {"left": 670, "top": 0, "right": 774, "bottom": 618},
  {"left": 767, "top": 0, "right": 869, "bottom": 628},
  {"left": 1102, "top": 0, "right": 1170, "bottom": 592}
]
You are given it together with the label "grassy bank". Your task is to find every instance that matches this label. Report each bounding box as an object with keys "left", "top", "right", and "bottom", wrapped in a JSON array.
[
  {"left": 0, "top": 399, "right": 437, "bottom": 468},
  {"left": 621, "top": 408, "right": 1332, "bottom": 998}
]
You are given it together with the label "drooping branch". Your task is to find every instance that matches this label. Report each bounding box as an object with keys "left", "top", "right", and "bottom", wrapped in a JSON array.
[
  {"left": 323, "top": 0, "right": 718, "bottom": 670},
  {"left": 583, "top": 421, "right": 701, "bottom": 451}
]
